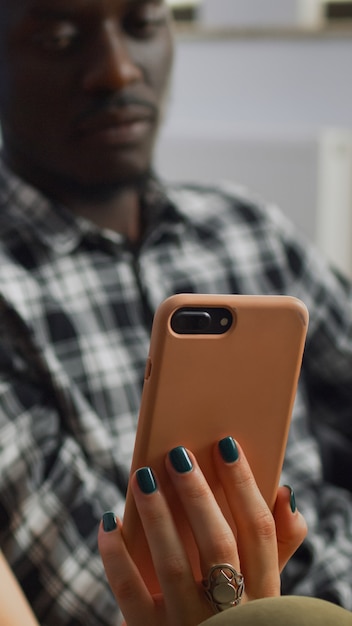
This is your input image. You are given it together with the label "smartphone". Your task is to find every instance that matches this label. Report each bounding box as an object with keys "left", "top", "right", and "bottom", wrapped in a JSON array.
[{"left": 123, "top": 293, "right": 308, "bottom": 593}]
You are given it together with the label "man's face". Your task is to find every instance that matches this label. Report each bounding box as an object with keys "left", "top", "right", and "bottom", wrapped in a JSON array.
[{"left": 0, "top": 0, "right": 173, "bottom": 193}]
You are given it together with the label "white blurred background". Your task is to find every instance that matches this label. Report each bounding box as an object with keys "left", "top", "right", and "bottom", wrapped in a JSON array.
[{"left": 158, "top": 0, "right": 352, "bottom": 277}]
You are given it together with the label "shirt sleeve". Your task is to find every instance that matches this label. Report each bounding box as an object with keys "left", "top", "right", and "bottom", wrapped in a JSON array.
[
  {"left": 0, "top": 299, "right": 125, "bottom": 626},
  {"left": 270, "top": 209, "right": 352, "bottom": 609}
]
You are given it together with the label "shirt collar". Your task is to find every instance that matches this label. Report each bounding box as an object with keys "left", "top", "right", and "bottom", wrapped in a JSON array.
[
  {"left": 0, "top": 157, "right": 86, "bottom": 254},
  {"left": 0, "top": 156, "right": 183, "bottom": 255}
]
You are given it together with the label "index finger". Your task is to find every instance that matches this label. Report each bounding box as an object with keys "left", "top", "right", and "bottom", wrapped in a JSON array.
[{"left": 214, "top": 438, "right": 280, "bottom": 599}]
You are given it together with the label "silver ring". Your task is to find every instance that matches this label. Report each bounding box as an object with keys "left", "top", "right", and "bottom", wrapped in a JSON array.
[{"left": 203, "top": 563, "right": 245, "bottom": 612}]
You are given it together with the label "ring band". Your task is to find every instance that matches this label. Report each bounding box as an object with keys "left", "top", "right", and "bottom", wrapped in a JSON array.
[{"left": 203, "top": 563, "right": 245, "bottom": 612}]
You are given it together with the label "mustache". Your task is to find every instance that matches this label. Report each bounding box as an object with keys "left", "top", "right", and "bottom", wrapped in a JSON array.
[{"left": 75, "top": 93, "right": 159, "bottom": 125}]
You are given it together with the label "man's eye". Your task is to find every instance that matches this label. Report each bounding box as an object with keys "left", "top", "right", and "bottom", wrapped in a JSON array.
[
  {"left": 32, "top": 22, "right": 79, "bottom": 52},
  {"left": 124, "top": 5, "right": 168, "bottom": 39}
]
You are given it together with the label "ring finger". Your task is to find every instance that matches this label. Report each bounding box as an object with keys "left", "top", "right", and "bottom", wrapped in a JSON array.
[{"left": 130, "top": 467, "right": 211, "bottom": 623}]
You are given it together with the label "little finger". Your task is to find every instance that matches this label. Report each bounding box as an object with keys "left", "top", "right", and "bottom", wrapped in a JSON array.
[{"left": 98, "top": 512, "right": 155, "bottom": 626}]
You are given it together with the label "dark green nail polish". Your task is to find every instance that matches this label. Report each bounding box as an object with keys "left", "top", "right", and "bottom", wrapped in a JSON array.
[
  {"left": 219, "top": 437, "right": 239, "bottom": 463},
  {"left": 284, "top": 485, "right": 297, "bottom": 513},
  {"left": 102, "top": 511, "right": 117, "bottom": 532},
  {"left": 136, "top": 467, "right": 157, "bottom": 494},
  {"left": 169, "top": 446, "right": 193, "bottom": 473}
]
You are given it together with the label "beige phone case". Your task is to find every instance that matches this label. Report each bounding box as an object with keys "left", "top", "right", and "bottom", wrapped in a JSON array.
[{"left": 123, "top": 293, "right": 308, "bottom": 593}]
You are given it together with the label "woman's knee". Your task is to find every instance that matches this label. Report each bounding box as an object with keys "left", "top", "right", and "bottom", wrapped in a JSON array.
[{"left": 199, "top": 596, "right": 352, "bottom": 626}]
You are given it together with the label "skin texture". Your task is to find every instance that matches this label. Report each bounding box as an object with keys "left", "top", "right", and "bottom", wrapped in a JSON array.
[
  {"left": 98, "top": 442, "right": 308, "bottom": 626},
  {"left": 0, "top": 552, "right": 39, "bottom": 626},
  {"left": 0, "top": 0, "right": 173, "bottom": 233}
]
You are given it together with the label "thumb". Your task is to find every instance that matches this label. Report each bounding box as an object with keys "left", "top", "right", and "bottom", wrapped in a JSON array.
[{"left": 273, "top": 485, "right": 308, "bottom": 572}]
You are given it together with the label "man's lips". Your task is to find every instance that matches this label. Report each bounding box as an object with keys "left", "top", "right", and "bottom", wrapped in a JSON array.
[{"left": 74, "top": 105, "right": 156, "bottom": 145}]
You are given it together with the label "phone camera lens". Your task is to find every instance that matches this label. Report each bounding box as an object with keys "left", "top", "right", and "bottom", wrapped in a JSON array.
[
  {"left": 197, "top": 312, "right": 212, "bottom": 330},
  {"left": 171, "top": 307, "right": 233, "bottom": 335},
  {"left": 171, "top": 310, "right": 211, "bottom": 334}
]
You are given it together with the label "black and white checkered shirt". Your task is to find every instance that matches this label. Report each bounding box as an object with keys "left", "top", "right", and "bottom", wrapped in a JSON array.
[{"left": 0, "top": 158, "right": 352, "bottom": 625}]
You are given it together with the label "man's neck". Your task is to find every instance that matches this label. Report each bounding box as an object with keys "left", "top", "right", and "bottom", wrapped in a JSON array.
[
  {"left": 2, "top": 149, "right": 145, "bottom": 242},
  {"left": 67, "top": 188, "right": 142, "bottom": 242}
]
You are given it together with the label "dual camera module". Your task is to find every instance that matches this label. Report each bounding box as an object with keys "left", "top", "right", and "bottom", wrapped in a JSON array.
[{"left": 171, "top": 307, "right": 234, "bottom": 335}]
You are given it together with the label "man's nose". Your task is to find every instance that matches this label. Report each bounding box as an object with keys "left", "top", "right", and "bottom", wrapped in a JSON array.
[{"left": 82, "top": 21, "right": 142, "bottom": 92}]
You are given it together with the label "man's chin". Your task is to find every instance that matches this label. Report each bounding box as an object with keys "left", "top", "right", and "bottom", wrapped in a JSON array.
[
  {"left": 66, "top": 150, "right": 155, "bottom": 193},
  {"left": 4, "top": 141, "right": 155, "bottom": 203},
  {"left": 75, "top": 169, "right": 152, "bottom": 196},
  {"left": 45, "top": 163, "right": 154, "bottom": 203}
]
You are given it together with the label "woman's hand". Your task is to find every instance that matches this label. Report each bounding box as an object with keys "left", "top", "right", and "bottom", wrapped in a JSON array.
[{"left": 98, "top": 438, "right": 307, "bottom": 626}]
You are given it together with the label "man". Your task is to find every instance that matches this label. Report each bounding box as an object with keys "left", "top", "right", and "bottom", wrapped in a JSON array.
[{"left": 0, "top": 0, "right": 351, "bottom": 624}]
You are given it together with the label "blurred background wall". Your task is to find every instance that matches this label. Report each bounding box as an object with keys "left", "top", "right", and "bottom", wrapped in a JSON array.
[{"left": 157, "top": 0, "right": 352, "bottom": 277}]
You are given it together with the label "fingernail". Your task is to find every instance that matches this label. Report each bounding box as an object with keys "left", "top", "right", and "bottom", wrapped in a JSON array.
[
  {"left": 102, "top": 511, "right": 117, "bottom": 532},
  {"left": 169, "top": 446, "right": 193, "bottom": 473},
  {"left": 136, "top": 467, "right": 157, "bottom": 494},
  {"left": 284, "top": 485, "right": 297, "bottom": 513},
  {"left": 218, "top": 437, "right": 239, "bottom": 463}
]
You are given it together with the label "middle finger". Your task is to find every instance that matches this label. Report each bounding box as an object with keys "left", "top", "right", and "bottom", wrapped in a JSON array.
[{"left": 166, "top": 446, "right": 240, "bottom": 579}]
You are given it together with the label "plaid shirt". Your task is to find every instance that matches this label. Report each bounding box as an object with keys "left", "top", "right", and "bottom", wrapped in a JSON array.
[{"left": 0, "top": 157, "right": 352, "bottom": 625}]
